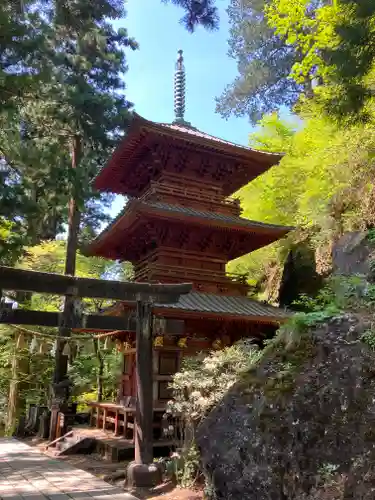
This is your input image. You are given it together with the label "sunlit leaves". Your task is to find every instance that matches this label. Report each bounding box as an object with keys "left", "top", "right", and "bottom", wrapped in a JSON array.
[
  {"left": 229, "top": 105, "right": 375, "bottom": 283},
  {"left": 0, "top": 1, "right": 137, "bottom": 261},
  {"left": 216, "top": 0, "right": 303, "bottom": 123}
]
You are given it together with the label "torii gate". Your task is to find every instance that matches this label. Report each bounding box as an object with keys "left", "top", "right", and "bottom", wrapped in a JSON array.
[{"left": 0, "top": 265, "right": 192, "bottom": 485}]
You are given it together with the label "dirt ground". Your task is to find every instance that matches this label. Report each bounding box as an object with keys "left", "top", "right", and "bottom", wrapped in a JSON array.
[
  {"left": 133, "top": 483, "right": 203, "bottom": 500},
  {"left": 23, "top": 436, "right": 203, "bottom": 500}
]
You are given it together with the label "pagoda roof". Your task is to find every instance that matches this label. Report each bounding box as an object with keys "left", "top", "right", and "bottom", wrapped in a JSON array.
[
  {"left": 154, "top": 291, "right": 289, "bottom": 324},
  {"left": 158, "top": 120, "right": 279, "bottom": 157},
  {"left": 86, "top": 199, "right": 293, "bottom": 260},
  {"left": 103, "top": 199, "right": 292, "bottom": 235},
  {"left": 94, "top": 114, "right": 283, "bottom": 197},
  {"left": 146, "top": 201, "right": 291, "bottom": 230},
  {"left": 105, "top": 291, "right": 290, "bottom": 325}
]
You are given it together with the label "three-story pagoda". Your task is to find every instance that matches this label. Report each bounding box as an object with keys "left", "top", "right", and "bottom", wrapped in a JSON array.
[{"left": 87, "top": 51, "right": 292, "bottom": 416}]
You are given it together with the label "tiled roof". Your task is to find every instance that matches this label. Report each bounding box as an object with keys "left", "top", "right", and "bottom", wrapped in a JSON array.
[
  {"left": 155, "top": 291, "right": 289, "bottom": 323},
  {"left": 159, "top": 121, "right": 281, "bottom": 158},
  {"left": 94, "top": 114, "right": 283, "bottom": 197},
  {"left": 87, "top": 200, "right": 293, "bottom": 251},
  {"left": 144, "top": 201, "right": 293, "bottom": 232}
]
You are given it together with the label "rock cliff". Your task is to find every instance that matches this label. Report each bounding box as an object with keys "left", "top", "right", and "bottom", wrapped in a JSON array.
[{"left": 197, "top": 313, "right": 375, "bottom": 499}]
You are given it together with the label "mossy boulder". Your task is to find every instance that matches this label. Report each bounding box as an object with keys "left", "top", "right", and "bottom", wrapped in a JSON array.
[
  {"left": 196, "top": 314, "right": 375, "bottom": 499},
  {"left": 278, "top": 243, "right": 322, "bottom": 309},
  {"left": 332, "top": 231, "right": 375, "bottom": 280}
]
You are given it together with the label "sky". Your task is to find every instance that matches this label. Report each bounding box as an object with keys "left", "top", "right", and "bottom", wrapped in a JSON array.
[{"left": 109, "top": 0, "right": 253, "bottom": 216}]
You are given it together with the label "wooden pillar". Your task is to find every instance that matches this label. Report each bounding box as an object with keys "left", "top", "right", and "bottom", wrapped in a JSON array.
[
  {"left": 102, "top": 407, "right": 107, "bottom": 430},
  {"left": 6, "top": 331, "right": 29, "bottom": 435},
  {"left": 89, "top": 407, "right": 94, "bottom": 427},
  {"left": 153, "top": 350, "right": 159, "bottom": 402},
  {"left": 49, "top": 293, "right": 77, "bottom": 441},
  {"left": 123, "top": 410, "right": 128, "bottom": 438},
  {"left": 134, "top": 299, "right": 153, "bottom": 465},
  {"left": 114, "top": 410, "right": 119, "bottom": 436}
]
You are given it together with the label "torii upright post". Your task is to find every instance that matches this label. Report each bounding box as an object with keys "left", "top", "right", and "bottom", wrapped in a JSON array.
[
  {"left": 134, "top": 299, "right": 153, "bottom": 465},
  {"left": 127, "top": 288, "right": 189, "bottom": 488}
]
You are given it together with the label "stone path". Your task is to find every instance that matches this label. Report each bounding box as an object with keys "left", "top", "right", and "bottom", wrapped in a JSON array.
[{"left": 0, "top": 438, "right": 137, "bottom": 500}]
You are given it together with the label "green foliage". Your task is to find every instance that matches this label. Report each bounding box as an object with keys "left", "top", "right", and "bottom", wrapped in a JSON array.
[
  {"left": 229, "top": 106, "right": 375, "bottom": 289},
  {"left": 0, "top": 218, "right": 25, "bottom": 266},
  {"left": 163, "top": 0, "right": 219, "bottom": 32},
  {"left": 0, "top": 1, "right": 137, "bottom": 259},
  {"left": 161, "top": 443, "right": 201, "bottom": 488},
  {"left": 19, "top": 240, "right": 132, "bottom": 280},
  {"left": 265, "top": 0, "right": 337, "bottom": 85},
  {"left": 15, "top": 240, "right": 133, "bottom": 313},
  {"left": 219, "top": 0, "right": 375, "bottom": 122},
  {"left": 321, "top": 1, "right": 375, "bottom": 121},
  {"left": 367, "top": 229, "right": 375, "bottom": 244},
  {"left": 265, "top": 0, "right": 375, "bottom": 122},
  {"left": 0, "top": 2, "right": 45, "bottom": 108},
  {"left": 69, "top": 346, "right": 122, "bottom": 401},
  {"left": 216, "top": 0, "right": 303, "bottom": 123},
  {"left": 277, "top": 275, "right": 375, "bottom": 342},
  {"left": 360, "top": 329, "right": 375, "bottom": 350}
]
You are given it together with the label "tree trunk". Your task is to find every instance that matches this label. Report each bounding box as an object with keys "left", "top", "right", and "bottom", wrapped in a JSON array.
[
  {"left": 93, "top": 338, "right": 104, "bottom": 402},
  {"left": 50, "top": 135, "right": 82, "bottom": 441},
  {"left": 6, "top": 332, "right": 29, "bottom": 435},
  {"left": 64, "top": 135, "right": 81, "bottom": 277}
]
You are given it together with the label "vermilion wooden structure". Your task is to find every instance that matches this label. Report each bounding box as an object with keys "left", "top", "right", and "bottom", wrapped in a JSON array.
[
  {"left": 85, "top": 53, "right": 293, "bottom": 451},
  {"left": 87, "top": 112, "right": 292, "bottom": 417}
]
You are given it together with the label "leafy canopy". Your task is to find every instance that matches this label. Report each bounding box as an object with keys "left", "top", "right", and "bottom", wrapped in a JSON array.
[
  {"left": 0, "top": 0, "right": 137, "bottom": 263},
  {"left": 163, "top": 0, "right": 219, "bottom": 31},
  {"left": 229, "top": 105, "right": 375, "bottom": 284},
  {"left": 216, "top": 0, "right": 303, "bottom": 124},
  {"left": 266, "top": 0, "right": 375, "bottom": 121},
  {"left": 218, "top": 0, "right": 375, "bottom": 122}
]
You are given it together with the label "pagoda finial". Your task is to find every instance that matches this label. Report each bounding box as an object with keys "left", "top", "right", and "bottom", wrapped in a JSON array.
[{"left": 174, "top": 50, "right": 187, "bottom": 125}]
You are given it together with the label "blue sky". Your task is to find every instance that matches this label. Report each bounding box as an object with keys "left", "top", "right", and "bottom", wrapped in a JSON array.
[
  {"left": 110, "top": 0, "right": 252, "bottom": 215},
  {"left": 120, "top": 0, "right": 251, "bottom": 143}
]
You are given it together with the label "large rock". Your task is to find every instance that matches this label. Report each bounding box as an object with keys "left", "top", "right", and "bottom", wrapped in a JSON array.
[
  {"left": 278, "top": 243, "right": 322, "bottom": 309},
  {"left": 332, "top": 231, "right": 375, "bottom": 279},
  {"left": 196, "top": 315, "right": 375, "bottom": 499}
]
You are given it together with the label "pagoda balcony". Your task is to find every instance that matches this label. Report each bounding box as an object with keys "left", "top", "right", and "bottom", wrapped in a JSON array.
[
  {"left": 134, "top": 263, "right": 249, "bottom": 296},
  {"left": 139, "top": 181, "right": 242, "bottom": 217}
]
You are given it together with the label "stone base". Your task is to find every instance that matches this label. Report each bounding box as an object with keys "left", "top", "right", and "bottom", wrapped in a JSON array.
[{"left": 126, "top": 462, "right": 163, "bottom": 488}]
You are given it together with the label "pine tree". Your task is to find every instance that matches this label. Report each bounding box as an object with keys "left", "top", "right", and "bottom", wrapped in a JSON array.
[
  {"left": 0, "top": 1, "right": 137, "bottom": 263},
  {"left": 215, "top": 0, "right": 303, "bottom": 124},
  {"left": 163, "top": 0, "right": 219, "bottom": 31},
  {"left": 0, "top": 2, "right": 45, "bottom": 108}
]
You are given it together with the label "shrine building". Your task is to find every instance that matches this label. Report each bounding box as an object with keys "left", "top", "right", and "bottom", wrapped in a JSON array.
[{"left": 85, "top": 51, "right": 293, "bottom": 441}]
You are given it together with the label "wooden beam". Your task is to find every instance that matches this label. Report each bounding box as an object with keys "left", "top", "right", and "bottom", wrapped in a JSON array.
[
  {"left": 0, "top": 266, "right": 192, "bottom": 302},
  {"left": 0, "top": 308, "right": 185, "bottom": 334},
  {"left": 134, "top": 300, "right": 153, "bottom": 465}
]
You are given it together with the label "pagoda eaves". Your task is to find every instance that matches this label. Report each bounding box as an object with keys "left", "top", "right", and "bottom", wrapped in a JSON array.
[
  {"left": 106, "top": 291, "right": 290, "bottom": 326},
  {"left": 94, "top": 113, "right": 283, "bottom": 198},
  {"left": 83, "top": 51, "right": 293, "bottom": 445},
  {"left": 87, "top": 199, "right": 293, "bottom": 263}
]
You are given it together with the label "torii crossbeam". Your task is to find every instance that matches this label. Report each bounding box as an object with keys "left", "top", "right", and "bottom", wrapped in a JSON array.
[{"left": 0, "top": 265, "right": 192, "bottom": 474}]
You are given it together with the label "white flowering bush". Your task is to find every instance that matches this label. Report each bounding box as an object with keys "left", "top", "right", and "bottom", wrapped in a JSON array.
[
  {"left": 163, "top": 340, "right": 261, "bottom": 488},
  {"left": 167, "top": 340, "right": 261, "bottom": 425}
]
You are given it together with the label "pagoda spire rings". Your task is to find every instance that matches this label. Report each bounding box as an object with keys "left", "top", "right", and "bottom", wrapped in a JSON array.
[{"left": 173, "top": 49, "right": 192, "bottom": 127}]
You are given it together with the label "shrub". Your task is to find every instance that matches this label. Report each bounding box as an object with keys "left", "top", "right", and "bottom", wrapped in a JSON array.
[{"left": 164, "top": 341, "right": 261, "bottom": 487}]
